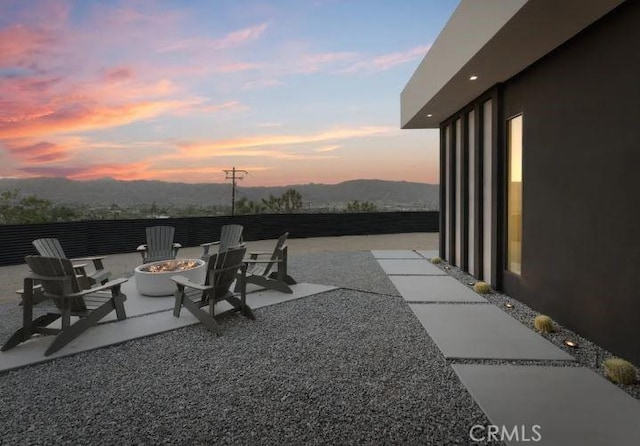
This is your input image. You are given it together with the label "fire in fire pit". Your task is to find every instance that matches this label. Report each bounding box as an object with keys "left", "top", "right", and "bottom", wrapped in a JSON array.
[
  {"left": 141, "top": 259, "right": 200, "bottom": 273},
  {"left": 134, "top": 258, "right": 206, "bottom": 297}
]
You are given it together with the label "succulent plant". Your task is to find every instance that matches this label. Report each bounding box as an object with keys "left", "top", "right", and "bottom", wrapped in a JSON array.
[
  {"left": 533, "top": 315, "right": 555, "bottom": 333},
  {"left": 473, "top": 281, "right": 491, "bottom": 294},
  {"left": 430, "top": 256, "right": 442, "bottom": 264},
  {"left": 603, "top": 358, "right": 638, "bottom": 385}
]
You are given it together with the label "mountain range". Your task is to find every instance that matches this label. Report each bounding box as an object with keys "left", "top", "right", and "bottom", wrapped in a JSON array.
[{"left": 0, "top": 177, "right": 439, "bottom": 210}]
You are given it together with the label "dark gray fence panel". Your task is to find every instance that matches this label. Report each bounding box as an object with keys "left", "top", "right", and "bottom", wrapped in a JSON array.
[{"left": 0, "top": 212, "right": 438, "bottom": 266}]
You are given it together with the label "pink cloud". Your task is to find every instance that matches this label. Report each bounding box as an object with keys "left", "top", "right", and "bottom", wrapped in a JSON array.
[
  {"left": 104, "top": 67, "right": 134, "bottom": 83},
  {"left": 158, "top": 23, "right": 268, "bottom": 52},
  {"left": 0, "top": 25, "right": 56, "bottom": 67},
  {"left": 337, "top": 45, "right": 430, "bottom": 73}
]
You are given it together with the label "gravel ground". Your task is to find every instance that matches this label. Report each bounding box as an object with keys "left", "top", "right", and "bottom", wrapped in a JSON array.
[
  {"left": 0, "top": 251, "right": 495, "bottom": 445},
  {"left": 431, "top": 259, "right": 640, "bottom": 402},
  {"left": 0, "top": 289, "right": 492, "bottom": 445}
]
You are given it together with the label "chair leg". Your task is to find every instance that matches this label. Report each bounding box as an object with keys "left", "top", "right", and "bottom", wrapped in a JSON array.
[
  {"left": 248, "top": 275, "right": 293, "bottom": 293},
  {"left": 226, "top": 296, "right": 255, "bottom": 320},
  {"left": 180, "top": 295, "right": 222, "bottom": 336},
  {"left": 44, "top": 301, "right": 116, "bottom": 356},
  {"left": 173, "top": 286, "right": 185, "bottom": 317},
  {"left": 112, "top": 287, "right": 127, "bottom": 321},
  {"left": 1, "top": 313, "right": 61, "bottom": 351}
]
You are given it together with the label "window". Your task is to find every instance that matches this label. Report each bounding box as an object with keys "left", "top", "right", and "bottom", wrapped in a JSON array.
[{"left": 507, "top": 114, "right": 523, "bottom": 275}]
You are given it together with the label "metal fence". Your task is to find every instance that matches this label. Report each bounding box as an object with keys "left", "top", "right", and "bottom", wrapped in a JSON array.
[{"left": 0, "top": 211, "right": 439, "bottom": 266}]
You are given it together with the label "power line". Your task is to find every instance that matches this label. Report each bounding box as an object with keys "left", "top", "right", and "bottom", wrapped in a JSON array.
[{"left": 223, "top": 167, "right": 248, "bottom": 216}]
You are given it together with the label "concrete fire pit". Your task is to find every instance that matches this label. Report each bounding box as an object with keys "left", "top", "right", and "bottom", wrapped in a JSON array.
[{"left": 134, "top": 258, "right": 206, "bottom": 297}]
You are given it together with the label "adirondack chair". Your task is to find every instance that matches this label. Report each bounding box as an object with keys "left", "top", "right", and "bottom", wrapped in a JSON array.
[
  {"left": 172, "top": 245, "right": 254, "bottom": 335},
  {"left": 1, "top": 256, "right": 127, "bottom": 356},
  {"left": 33, "top": 238, "right": 111, "bottom": 288},
  {"left": 137, "top": 226, "right": 182, "bottom": 263},
  {"left": 238, "top": 232, "right": 296, "bottom": 294},
  {"left": 200, "top": 224, "right": 244, "bottom": 260}
]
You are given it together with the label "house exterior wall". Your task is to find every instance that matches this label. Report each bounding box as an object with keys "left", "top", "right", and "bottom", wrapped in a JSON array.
[
  {"left": 501, "top": 0, "right": 640, "bottom": 364},
  {"left": 440, "top": 0, "right": 640, "bottom": 364}
]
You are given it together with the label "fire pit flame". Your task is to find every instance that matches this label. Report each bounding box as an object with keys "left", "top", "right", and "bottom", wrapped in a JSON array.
[{"left": 142, "top": 260, "right": 199, "bottom": 273}]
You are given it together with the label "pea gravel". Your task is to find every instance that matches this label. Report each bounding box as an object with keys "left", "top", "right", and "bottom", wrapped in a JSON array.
[
  {"left": 0, "top": 252, "right": 496, "bottom": 445},
  {"left": 0, "top": 289, "right": 494, "bottom": 445}
]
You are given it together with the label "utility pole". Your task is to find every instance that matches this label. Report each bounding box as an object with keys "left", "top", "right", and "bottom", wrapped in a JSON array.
[{"left": 223, "top": 167, "right": 248, "bottom": 216}]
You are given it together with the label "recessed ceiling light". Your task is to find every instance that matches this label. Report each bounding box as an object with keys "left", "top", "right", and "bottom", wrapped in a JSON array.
[
  {"left": 469, "top": 75, "right": 478, "bottom": 81},
  {"left": 427, "top": 114, "right": 433, "bottom": 118}
]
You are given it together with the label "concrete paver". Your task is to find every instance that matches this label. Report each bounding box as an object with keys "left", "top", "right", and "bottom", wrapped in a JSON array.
[
  {"left": 376, "top": 259, "right": 446, "bottom": 275},
  {"left": 408, "top": 304, "right": 574, "bottom": 361},
  {"left": 453, "top": 364, "right": 640, "bottom": 445},
  {"left": 389, "top": 275, "right": 487, "bottom": 303}
]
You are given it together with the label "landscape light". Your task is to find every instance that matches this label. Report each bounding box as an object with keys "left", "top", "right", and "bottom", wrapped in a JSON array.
[
  {"left": 469, "top": 75, "right": 478, "bottom": 80},
  {"left": 563, "top": 340, "right": 579, "bottom": 348},
  {"left": 505, "top": 303, "right": 514, "bottom": 309},
  {"left": 467, "top": 282, "right": 475, "bottom": 286},
  {"left": 427, "top": 114, "right": 433, "bottom": 117}
]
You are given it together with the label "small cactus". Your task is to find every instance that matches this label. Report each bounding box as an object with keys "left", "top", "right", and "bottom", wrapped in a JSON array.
[
  {"left": 473, "top": 281, "right": 491, "bottom": 294},
  {"left": 603, "top": 358, "right": 638, "bottom": 385},
  {"left": 431, "top": 256, "right": 442, "bottom": 264},
  {"left": 534, "top": 315, "right": 555, "bottom": 333}
]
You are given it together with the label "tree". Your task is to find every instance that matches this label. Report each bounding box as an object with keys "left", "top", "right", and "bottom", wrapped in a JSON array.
[
  {"left": 0, "top": 189, "right": 57, "bottom": 224},
  {"left": 345, "top": 200, "right": 378, "bottom": 213},
  {"left": 282, "top": 189, "right": 303, "bottom": 212},
  {"left": 235, "top": 197, "right": 264, "bottom": 215},
  {"left": 261, "top": 194, "right": 283, "bottom": 213}
]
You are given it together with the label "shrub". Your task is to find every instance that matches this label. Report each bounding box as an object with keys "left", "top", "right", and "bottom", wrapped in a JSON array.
[
  {"left": 431, "top": 256, "right": 442, "bottom": 264},
  {"left": 473, "top": 281, "right": 491, "bottom": 294},
  {"left": 533, "top": 315, "right": 555, "bottom": 333},
  {"left": 603, "top": 358, "right": 638, "bottom": 385}
]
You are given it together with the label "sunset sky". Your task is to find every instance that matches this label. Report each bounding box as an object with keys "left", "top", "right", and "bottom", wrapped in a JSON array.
[{"left": 0, "top": 0, "right": 458, "bottom": 186}]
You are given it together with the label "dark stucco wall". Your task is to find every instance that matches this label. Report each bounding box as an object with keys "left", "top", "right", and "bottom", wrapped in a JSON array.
[{"left": 501, "top": 0, "right": 640, "bottom": 364}]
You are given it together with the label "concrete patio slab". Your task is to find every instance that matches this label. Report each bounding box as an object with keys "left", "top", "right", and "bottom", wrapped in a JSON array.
[
  {"left": 452, "top": 364, "right": 640, "bottom": 445},
  {"left": 409, "top": 304, "right": 574, "bottom": 361},
  {"left": 376, "top": 259, "right": 446, "bottom": 275},
  {"left": 371, "top": 250, "right": 422, "bottom": 259},
  {"left": 0, "top": 282, "right": 335, "bottom": 373},
  {"left": 390, "top": 276, "right": 487, "bottom": 303},
  {"left": 416, "top": 250, "right": 439, "bottom": 259}
]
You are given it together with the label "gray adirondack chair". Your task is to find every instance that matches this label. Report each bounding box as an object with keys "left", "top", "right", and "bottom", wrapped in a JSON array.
[
  {"left": 1, "top": 256, "right": 127, "bottom": 356},
  {"left": 33, "top": 238, "right": 111, "bottom": 288},
  {"left": 137, "top": 226, "right": 182, "bottom": 263},
  {"left": 239, "top": 232, "right": 296, "bottom": 294},
  {"left": 200, "top": 224, "right": 244, "bottom": 260},
  {"left": 171, "top": 245, "right": 254, "bottom": 335}
]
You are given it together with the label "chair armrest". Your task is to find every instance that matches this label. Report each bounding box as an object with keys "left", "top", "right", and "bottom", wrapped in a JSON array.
[
  {"left": 71, "top": 262, "right": 88, "bottom": 269},
  {"left": 249, "top": 251, "right": 273, "bottom": 256},
  {"left": 71, "top": 256, "right": 106, "bottom": 262},
  {"left": 200, "top": 241, "right": 220, "bottom": 247},
  {"left": 243, "top": 259, "right": 282, "bottom": 264},
  {"left": 137, "top": 244, "right": 147, "bottom": 251},
  {"left": 171, "top": 275, "right": 212, "bottom": 291},
  {"left": 65, "top": 277, "right": 128, "bottom": 298}
]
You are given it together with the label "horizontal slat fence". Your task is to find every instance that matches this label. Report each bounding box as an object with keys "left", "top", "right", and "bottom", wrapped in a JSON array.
[{"left": 0, "top": 211, "right": 438, "bottom": 266}]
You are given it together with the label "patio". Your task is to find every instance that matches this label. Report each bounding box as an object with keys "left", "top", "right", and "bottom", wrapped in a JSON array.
[{"left": 0, "top": 233, "right": 639, "bottom": 444}]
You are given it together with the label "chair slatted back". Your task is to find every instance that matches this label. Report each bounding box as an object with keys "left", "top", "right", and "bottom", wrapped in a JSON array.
[
  {"left": 146, "top": 226, "right": 176, "bottom": 260},
  {"left": 33, "top": 238, "right": 67, "bottom": 258},
  {"left": 25, "top": 255, "right": 87, "bottom": 313},
  {"left": 206, "top": 246, "right": 246, "bottom": 299},
  {"left": 219, "top": 224, "right": 244, "bottom": 253},
  {"left": 262, "top": 232, "right": 289, "bottom": 277}
]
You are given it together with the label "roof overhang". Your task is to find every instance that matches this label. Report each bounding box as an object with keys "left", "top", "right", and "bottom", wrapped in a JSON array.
[{"left": 401, "top": 0, "right": 625, "bottom": 129}]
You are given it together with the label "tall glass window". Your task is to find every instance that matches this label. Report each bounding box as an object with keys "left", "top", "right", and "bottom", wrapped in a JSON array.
[
  {"left": 482, "top": 100, "right": 493, "bottom": 283},
  {"left": 507, "top": 115, "right": 523, "bottom": 275},
  {"left": 467, "top": 110, "right": 475, "bottom": 275}
]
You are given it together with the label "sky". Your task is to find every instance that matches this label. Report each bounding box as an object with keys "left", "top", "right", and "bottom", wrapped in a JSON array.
[{"left": 0, "top": 0, "right": 458, "bottom": 187}]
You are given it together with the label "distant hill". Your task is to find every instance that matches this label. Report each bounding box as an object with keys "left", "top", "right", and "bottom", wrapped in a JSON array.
[{"left": 0, "top": 177, "right": 439, "bottom": 210}]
